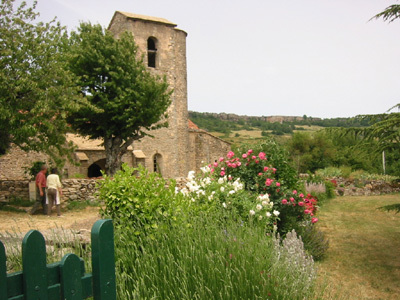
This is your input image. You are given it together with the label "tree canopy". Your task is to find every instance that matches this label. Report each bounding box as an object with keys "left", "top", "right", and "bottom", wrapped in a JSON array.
[
  {"left": 66, "top": 23, "right": 172, "bottom": 175},
  {"left": 0, "top": 0, "right": 83, "bottom": 162}
]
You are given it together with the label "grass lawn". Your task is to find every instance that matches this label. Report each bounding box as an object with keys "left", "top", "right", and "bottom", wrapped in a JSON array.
[{"left": 316, "top": 194, "right": 400, "bottom": 300}]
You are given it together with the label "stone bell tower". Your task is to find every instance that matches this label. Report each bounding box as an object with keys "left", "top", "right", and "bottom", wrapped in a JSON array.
[{"left": 108, "top": 11, "right": 189, "bottom": 178}]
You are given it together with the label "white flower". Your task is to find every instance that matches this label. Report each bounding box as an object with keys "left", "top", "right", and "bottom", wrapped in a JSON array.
[
  {"left": 180, "top": 188, "right": 189, "bottom": 195},
  {"left": 222, "top": 202, "right": 227, "bottom": 208},
  {"left": 266, "top": 212, "right": 271, "bottom": 217},
  {"left": 249, "top": 210, "right": 256, "bottom": 216},
  {"left": 191, "top": 198, "right": 196, "bottom": 202},
  {"left": 273, "top": 210, "right": 280, "bottom": 216},
  {"left": 187, "top": 170, "right": 196, "bottom": 181},
  {"left": 218, "top": 177, "right": 224, "bottom": 184},
  {"left": 256, "top": 204, "right": 262, "bottom": 210},
  {"left": 208, "top": 195, "right": 213, "bottom": 200},
  {"left": 258, "top": 215, "right": 263, "bottom": 220},
  {"left": 220, "top": 187, "right": 225, "bottom": 192},
  {"left": 211, "top": 191, "right": 216, "bottom": 195},
  {"left": 200, "top": 166, "right": 210, "bottom": 174},
  {"left": 228, "top": 190, "right": 235, "bottom": 195},
  {"left": 262, "top": 200, "right": 269, "bottom": 206}
]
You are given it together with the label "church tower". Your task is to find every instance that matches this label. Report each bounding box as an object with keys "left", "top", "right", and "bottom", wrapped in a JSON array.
[{"left": 108, "top": 12, "right": 190, "bottom": 178}]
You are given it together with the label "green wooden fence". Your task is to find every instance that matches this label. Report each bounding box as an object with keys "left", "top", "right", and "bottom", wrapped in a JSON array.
[{"left": 0, "top": 219, "right": 116, "bottom": 300}]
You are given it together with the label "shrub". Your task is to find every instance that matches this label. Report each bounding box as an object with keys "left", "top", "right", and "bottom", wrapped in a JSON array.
[
  {"left": 179, "top": 170, "right": 279, "bottom": 231},
  {"left": 98, "top": 164, "right": 188, "bottom": 235},
  {"left": 315, "top": 167, "right": 342, "bottom": 178},
  {"left": 207, "top": 141, "right": 318, "bottom": 234},
  {"left": 297, "top": 223, "right": 329, "bottom": 261}
]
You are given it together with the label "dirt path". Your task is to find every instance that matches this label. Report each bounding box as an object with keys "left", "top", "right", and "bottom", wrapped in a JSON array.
[{"left": 0, "top": 206, "right": 101, "bottom": 234}]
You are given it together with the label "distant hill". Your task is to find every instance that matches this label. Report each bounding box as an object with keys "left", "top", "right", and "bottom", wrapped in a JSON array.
[{"left": 188, "top": 111, "right": 370, "bottom": 137}]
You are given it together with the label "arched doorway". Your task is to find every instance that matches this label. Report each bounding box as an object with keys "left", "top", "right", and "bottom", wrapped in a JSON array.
[{"left": 88, "top": 158, "right": 106, "bottom": 178}]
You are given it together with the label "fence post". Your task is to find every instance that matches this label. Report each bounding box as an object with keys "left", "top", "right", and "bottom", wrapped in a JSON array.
[
  {"left": 0, "top": 241, "right": 7, "bottom": 300},
  {"left": 91, "top": 219, "right": 116, "bottom": 300},
  {"left": 22, "top": 230, "right": 48, "bottom": 300},
  {"left": 60, "top": 253, "right": 83, "bottom": 300}
]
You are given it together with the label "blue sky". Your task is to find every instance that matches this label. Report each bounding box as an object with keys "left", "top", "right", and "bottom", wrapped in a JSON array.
[{"left": 30, "top": 0, "right": 400, "bottom": 118}]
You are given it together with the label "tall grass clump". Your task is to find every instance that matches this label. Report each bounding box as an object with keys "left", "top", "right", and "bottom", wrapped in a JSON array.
[{"left": 114, "top": 214, "right": 318, "bottom": 300}]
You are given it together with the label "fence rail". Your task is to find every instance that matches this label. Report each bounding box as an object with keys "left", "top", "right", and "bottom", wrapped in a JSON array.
[{"left": 0, "top": 219, "right": 116, "bottom": 300}]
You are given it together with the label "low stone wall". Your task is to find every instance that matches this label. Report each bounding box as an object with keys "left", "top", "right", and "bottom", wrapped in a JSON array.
[
  {"left": 62, "top": 178, "right": 100, "bottom": 202},
  {"left": 0, "top": 178, "right": 101, "bottom": 203},
  {"left": 0, "top": 180, "right": 30, "bottom": 202},
  {"left": 334, "top": 178, "right": 400, "bottom": 196}
]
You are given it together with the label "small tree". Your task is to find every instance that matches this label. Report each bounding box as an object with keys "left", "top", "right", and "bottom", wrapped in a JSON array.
[
  {"left": 67, "top": 23, "right": 172, "bottom": 175},
  {"left": 0, "top": 0, "right": 82, "bottom": 160}
]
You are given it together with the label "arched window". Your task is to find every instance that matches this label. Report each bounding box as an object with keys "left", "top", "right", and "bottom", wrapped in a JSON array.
[
  {"left": 147, "top": 37, "right": 157, "bottom": 68},
  {"left": 153, "top": 153, "right": 163, "bottom": 174}
]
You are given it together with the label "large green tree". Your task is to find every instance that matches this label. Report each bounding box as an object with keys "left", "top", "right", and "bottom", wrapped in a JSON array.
[
  {"left": 0, "top": 0, "right": 82, "bottom": 160},
  {"left": 66, "top": 23, "right": 172, "bottom": 175}
]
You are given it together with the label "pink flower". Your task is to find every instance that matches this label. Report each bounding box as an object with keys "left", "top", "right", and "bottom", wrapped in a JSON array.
[
  {"left": 231, "top": 163, "right": 237, "bottom": 168},
  {"left": 237, "top": 162, "right": 242, "bottom": 167},
  {"left": 311, "top": 217, "right": 318, "bottom": 224},
  {"left": 221, "top": 167, "right": 225, "bottom": 171},
  {"left": 258, "top": 172, "right": 263, "bottom": 176},
  {"left": 272, "top": 168, "right": 277, "bottom": 173},
  {"left": 248, "top": 149, "right": 253, "bottom": 154},
  {"left": 299, "top": 193, "right": 304, "bottom": 198},
  {"left": 219, "top": 157, "right": 224, "bottom": 162},
  {"left": 293, "top": 190, "right": 297, "bottom": 194},
  {"left": 255, "top": 160, "right": 259, "bottom": 164},
  {"left": 264, "top": 167, "right": 269, "bottom": 172},
  {"left": 290, "top": 197, "right": 295, "bottom": 202},
  {"left": 298, "top": 201, "right": 304, "bottom": 207},
  {"left": 211, "top": 168, "right": 214, "bottom": 173},
  {"left": 242, "top": 153, "right": 248, "bottom": 158},
  {"left": 276, "top": 182, "right": 280, "bottom": 187},
  {"left": 220, "top": 171, "right": 225, "bottom": 176},
  {"left": 304, "top": 209, "right": 310, "bottom": 214},
  {"left": 265, "top": 178, "right": 273, "bottom": 186},
  {"left": 252, "top": 155, "right": 256, "bottom": 160},
  {"left": 213, "top": 162, "right": 218, "bottom": 167},
  {"left": 228, "top": 175, "right": 232, "bottom": 180},
  {"left": 258, "top": 152, "right": 266, "bottom": 160},
  {"left": 281, "top": 199, "right": 288, "bottom": 205},
  {"left": 227, "top": 163, "right": 232, "bottom": 168},
  {"left": 227, "top": 151, "right": 235, "bottom": 159}
]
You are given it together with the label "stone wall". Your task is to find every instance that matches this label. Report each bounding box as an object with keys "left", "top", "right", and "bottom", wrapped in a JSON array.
[
  {"left": 332, "top": 178, "right": 400, "bottom": 196},
  {"left": 188, "top": 130, "right": 231, "bottom": 173},
  {"left": 0, "top": 146, "right": 49, "bottom": 180},
  {"left": 0, "top": 180, "right": 30, "bottom": 202},
  {"left": 61, "top": 178, "right": 100, "bottom": 202},
  {"left": 0, "top": 178, "right": 101, "bottom": 204}
]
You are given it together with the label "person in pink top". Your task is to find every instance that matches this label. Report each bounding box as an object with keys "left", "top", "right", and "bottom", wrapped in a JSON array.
[{"left": 29, "top": 164, "right": 47, "bottom": 215}]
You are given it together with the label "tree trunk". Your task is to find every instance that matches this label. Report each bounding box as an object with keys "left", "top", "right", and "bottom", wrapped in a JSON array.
[
  {"left": 104, "top": 136, "right": 135, "bottom": 176},
  {"left": 104, "top": 136, "right": 123, "bottom": 176}
]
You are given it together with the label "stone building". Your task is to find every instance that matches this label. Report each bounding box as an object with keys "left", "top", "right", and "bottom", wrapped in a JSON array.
[{"left": 0, "top": 11, "right": 230, "bottom": 181}]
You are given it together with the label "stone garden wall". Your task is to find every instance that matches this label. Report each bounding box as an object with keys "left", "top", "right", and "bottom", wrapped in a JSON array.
[{"left": 0, "top": 178, "right": 101, "bottom": 203}]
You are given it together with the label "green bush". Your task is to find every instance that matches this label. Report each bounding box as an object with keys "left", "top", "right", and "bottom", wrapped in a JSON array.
[
  {"left": 98, "top": 164, "right": 188, "bottom": 235},
  {"left": 298, "top": 223, "right": 329, "bottom": 261},
  {"left": 315, "top": 167, "right": 342, "bottom": 178}
]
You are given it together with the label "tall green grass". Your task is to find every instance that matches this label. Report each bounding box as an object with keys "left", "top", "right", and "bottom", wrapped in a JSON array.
[{"left": 115, "top": 215, "right": 318, "bottom": 300}]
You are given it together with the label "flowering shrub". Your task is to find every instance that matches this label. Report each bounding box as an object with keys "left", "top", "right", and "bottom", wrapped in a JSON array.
[
  {"left": 179, "top": 168, "right": 279, "bottom": 230},
  {"left": 206, "top": 145, "right": 319, "bottom": 233}
]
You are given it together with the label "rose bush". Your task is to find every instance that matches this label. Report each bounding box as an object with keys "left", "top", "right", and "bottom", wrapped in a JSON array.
[{"left": 205, "top": 142, "right": 319, "bottom": 234}]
